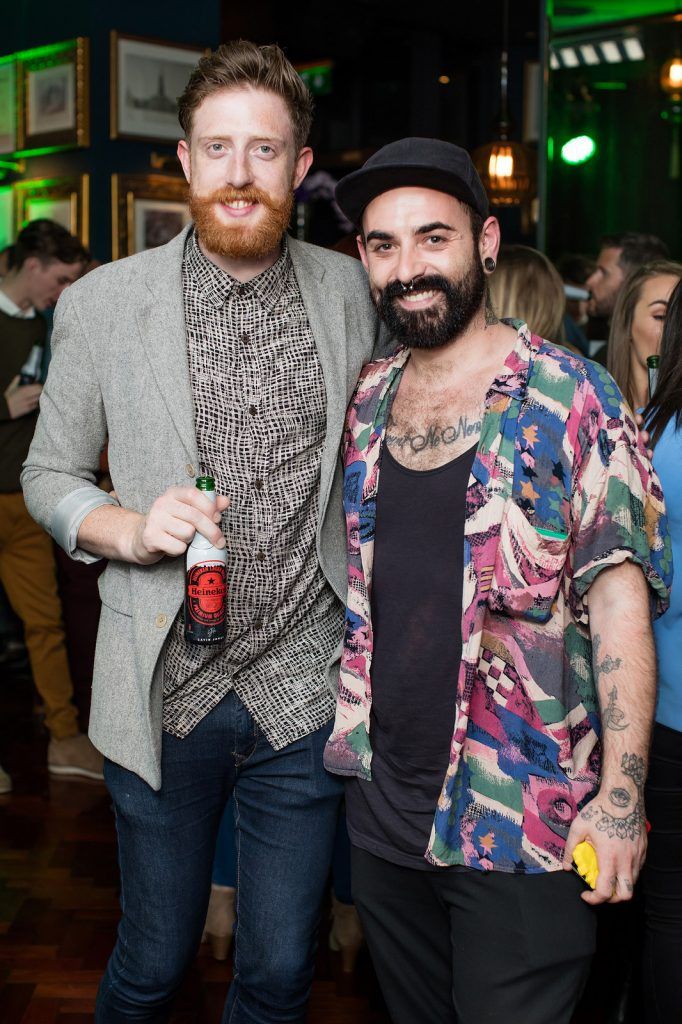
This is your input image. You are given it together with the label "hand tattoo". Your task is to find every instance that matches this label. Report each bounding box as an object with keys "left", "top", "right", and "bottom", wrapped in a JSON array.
[
  {"left": 609, "top": 788, "right": 631, "bottom": 808},
  {"left": 583, "top": 753, "right": 646, "bottom": 841}
]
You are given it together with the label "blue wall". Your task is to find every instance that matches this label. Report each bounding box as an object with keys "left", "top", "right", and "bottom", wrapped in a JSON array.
[{"left": 3, "top": 1, "right": 221, "bottom": 259}]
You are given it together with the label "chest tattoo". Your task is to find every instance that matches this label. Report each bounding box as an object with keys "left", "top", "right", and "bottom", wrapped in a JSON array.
[{"left": 385, "top": 413, "right": 482, "bottom": 456}]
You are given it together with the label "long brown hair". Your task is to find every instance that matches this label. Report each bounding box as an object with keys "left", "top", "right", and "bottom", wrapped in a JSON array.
[
  {"left": 489, "top": 245, "right": 566, "bottom": 342},
  {"left": 607, "top": 260, "right": 682, "bottom": 409},
  {"left": 645, "top": 279, "right": 682, "bottom": 447}
]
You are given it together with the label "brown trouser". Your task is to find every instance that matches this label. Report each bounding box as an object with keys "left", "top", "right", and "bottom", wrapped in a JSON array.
[{"left": 0, "top": 490, "right": 78, "bottom": 739}]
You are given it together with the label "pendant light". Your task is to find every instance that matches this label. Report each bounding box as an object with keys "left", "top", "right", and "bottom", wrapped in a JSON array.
[{"left": 472, "top": 0, "right": 535, "bottom": 207}]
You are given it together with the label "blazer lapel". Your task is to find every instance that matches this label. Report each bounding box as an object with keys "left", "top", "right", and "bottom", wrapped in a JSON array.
[
  {"left": 135, "top": 227, "right": 199, "bottom": 466},
  {"left": 288, "top": 237, "right": 348, "bottom": 514}
]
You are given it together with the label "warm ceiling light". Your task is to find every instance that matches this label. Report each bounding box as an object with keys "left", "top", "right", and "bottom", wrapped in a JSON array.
[
  {"left": 438, "top": 74, "right": 450, "bottom": 84},
  {"left": 661, "top": 56, "right": 682, "bottom": 98},
  {"left": 473, "top": 140, "right": 534, "bottom": 206}
]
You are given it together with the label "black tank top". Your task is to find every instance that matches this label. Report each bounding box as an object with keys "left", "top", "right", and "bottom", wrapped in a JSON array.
[{"left": 345, "top": 442, "right": 476, "bottom": 869}]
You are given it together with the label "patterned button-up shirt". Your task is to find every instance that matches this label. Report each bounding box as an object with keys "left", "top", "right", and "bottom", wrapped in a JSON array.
[
  {"left": 163, "top": 231, "right": 344, "bottom": 748},
  {"left": 324, "top": 322, "right": 672, "bottom": 873}
]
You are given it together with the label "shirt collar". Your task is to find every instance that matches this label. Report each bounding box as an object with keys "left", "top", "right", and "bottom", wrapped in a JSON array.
[
  {"left": 185, "top": 229, "right": 290, "bottom": 312},
  {"left": 0, "top": 287, "right": 36, "bottom": 319},
  {"left": 487, "top": 319, "right": 538, "bottom": 402}
]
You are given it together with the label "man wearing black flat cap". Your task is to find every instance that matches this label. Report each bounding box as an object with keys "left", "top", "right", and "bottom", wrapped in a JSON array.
[{"left": 323, "top": 138, "right": 668, "bottom": 1023}]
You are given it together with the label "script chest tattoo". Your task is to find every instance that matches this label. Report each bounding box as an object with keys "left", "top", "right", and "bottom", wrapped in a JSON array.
[{"left": 385, "top": 411, "right": 482, "bottom": 457}]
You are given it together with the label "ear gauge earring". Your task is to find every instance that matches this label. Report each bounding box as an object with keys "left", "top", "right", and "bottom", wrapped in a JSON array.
[{"left": 484, "top": 257, "right": 496, "bottom": 272}]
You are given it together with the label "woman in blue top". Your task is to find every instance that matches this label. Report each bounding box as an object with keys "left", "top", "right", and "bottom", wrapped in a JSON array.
[{"left": 642, "top": 278, "right": 682, "bottom": 1023}]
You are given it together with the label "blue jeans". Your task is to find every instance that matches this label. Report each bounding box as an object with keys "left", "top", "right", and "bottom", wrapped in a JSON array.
[{"left": 96, "top": 691, "right": 342, "bottom": 1024}]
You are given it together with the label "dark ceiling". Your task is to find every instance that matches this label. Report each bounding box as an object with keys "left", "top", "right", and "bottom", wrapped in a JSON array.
[{"left": 222, "top": 0, "right": 542, "bottom": 62}]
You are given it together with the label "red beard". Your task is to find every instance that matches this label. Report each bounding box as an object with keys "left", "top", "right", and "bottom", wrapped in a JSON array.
[{"left": 189, "top": 185, "right": 293, "bottom": 260}]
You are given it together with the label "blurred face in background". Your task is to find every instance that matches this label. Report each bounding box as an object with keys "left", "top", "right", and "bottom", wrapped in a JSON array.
[
  {"left": 630, "top": 273, "right": 681, "bottom": 371},
  {"left": 23, "top": 256, "right": 84, "bottom": 310},
  {"left": 586, "top": 247, "right": 625, "bottom": 318}
]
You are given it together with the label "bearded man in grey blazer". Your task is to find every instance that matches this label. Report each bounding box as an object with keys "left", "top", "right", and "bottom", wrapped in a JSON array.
[{"left": 22, "top": 40, "right": 379, "bottom": 1024}]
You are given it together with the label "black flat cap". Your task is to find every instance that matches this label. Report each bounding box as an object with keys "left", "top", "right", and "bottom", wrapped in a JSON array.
[{"left": 335, "top": 137, "right": 489, "bottom": 226}]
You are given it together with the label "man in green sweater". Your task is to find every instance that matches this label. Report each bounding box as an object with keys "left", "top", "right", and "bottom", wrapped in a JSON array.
[{"left": 0, "top": 219, "right": 100, "bottom": 787}]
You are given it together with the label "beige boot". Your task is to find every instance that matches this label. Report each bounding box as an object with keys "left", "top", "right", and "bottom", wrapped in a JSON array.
[
  {"left": 201, "top": 884, "right": 236, "bottom": 960},
  {"left": 48, "top": 734, "right": 104, "bottom": 780},
  {"left": 329, "top": 893, "right": 363, "bottom": 973}
]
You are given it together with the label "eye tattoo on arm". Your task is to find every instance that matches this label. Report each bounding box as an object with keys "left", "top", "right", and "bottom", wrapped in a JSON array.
[{"left": 583, "top": 753, "right": 646, "bottom": 841}]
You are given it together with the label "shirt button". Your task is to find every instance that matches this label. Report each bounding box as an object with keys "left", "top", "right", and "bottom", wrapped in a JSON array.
[
  {"left": 254, "top": 620, "right": 263, "bottom": 630},
  {"left": 256, "top": 550, "right": 265, "bottom": 562},
  {"left": 185, "top": 464, "right": 195, "bottom": 478},
  {"left": 254, "top": 479, "right": 263, "bottom": 490},
  {"left": 248, "top": 405, "right": 257, "bottom": 417},
  {"left": 239, "top": 333, "right": 250, "bottom": 345},
  {"left": 155, "top": 613, "right": 167, "bottom": 628}
]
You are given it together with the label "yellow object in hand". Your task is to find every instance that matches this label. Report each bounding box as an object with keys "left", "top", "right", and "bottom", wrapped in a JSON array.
[{"left": 573, "top": 841, "right": 599, "bottom": 889}]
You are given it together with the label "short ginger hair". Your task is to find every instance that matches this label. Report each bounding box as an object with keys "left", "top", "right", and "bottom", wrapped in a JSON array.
[{"left": 178, "top": 39, "right": 314, "bottom": 152}]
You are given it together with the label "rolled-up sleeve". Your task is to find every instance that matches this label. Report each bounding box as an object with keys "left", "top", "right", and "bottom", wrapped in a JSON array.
[
  {"left": 21, "top": 288, "right": 112, "bottom": 562},
  {"left": 569, "top": 407, "right": 672, "bottom": 623}
]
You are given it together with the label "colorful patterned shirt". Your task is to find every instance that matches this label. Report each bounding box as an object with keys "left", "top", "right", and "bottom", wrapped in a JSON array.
[{"left": 324, "top": 322, "right": 671, "bottom": 873}]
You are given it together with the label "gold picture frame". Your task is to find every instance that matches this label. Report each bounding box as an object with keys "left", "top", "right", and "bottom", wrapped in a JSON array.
[
  {"left": 17, "top": 38, "right": 90, "bottom": 153},
  {"left": 0, "top": 57, "right": 18, "bottom": 154},
  {"left": 111, "top": 173, "right": 190, "bottom": 260},
  {"left": 14, "top": 175, "right": 90, "bottom": 247},
  {"left": 110, "top": 32, "right": 206, "bottom": 142}
]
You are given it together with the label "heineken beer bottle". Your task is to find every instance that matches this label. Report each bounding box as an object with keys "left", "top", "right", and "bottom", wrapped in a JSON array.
[
  {"left": 647, "top": 354, "right": 660, "bottom": 402},
  {"left": 184, "top": 476, "right": 227, "bottom": 645}
]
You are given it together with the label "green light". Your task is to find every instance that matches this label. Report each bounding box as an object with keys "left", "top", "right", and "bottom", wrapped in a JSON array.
[
  {"left": 15, "top": 40, "right": 76, "bottom": 62},
  {"left": 12, "top": 145, "right": 73, "bottom": 159},
  {"left": 561, "top": 135, "right": 597, "bottom": 165}
]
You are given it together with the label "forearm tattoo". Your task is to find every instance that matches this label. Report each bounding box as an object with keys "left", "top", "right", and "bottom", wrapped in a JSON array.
[
  {"left": 593, "top": 634, "right": 629, "bottom": 732},
  {"left": 603, "top": 685, "right": 630, "bottom": 732}
]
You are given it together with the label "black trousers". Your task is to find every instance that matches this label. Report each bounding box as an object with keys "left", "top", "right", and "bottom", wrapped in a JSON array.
[
  {"left": 642, "top": 722, "right": 682, "bottom": 1023},
  {"left": 352, "top": 846, "right": 596, "bottom": 1024}
]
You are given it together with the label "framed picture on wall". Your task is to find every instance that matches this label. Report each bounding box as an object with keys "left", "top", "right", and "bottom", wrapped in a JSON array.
[
  {"left": 0, "top": 59, "right": 17, "bottom": 154},
  {"left": 111, "top": 173, "right": 190, "bottom": 259},
  {"left": 16, "top": 38, "right": 90, "bottom": 152},
  {"left": 14, "top": 175, "right": 90, "bottom": 246},
  {"left": 0, "top": 188, "right": 14, "bottom": 251},
  {"left": 110, "top": 33, "right": 205, "bottom": 142}
]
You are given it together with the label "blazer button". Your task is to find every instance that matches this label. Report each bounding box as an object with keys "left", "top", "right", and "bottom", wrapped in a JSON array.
[
  {"left": 185, "top": 464, "right": 195, "bottom": 478},
  {"left": 155, "top": 613, "right": 168, "bottom": 628}
]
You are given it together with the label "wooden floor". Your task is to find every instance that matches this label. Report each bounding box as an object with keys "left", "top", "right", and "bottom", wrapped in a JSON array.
[
  {"left": 0, "top": 655, "right": 639, "bottom": 1023},
  {"left": 0, "top": 658, "right": 391, "bottom": 1024}
]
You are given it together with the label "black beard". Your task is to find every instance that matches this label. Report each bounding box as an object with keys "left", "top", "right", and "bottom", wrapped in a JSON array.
[{"left": 372, "top": 263, "right": 487, "bottom": 349}]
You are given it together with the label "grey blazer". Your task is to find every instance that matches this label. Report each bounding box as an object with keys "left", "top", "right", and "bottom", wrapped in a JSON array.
[{"left": 22, "top": 227, "right": 381, "bottom": 789}]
